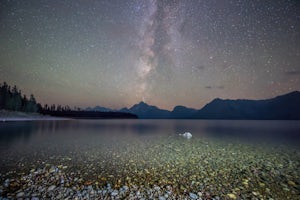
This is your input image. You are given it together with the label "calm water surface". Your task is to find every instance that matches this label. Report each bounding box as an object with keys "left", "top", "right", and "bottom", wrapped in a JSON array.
[{"left": 0, "top": 120, "right": 299, "bottom": 199}]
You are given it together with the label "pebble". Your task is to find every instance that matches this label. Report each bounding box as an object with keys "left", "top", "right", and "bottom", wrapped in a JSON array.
[
  {"left": 111, "top": 190, "right": 118, "bottom": 196},
  {"left": 4, "top": 179, "right": 9, "bottom": 187},
  {"left": 259, "top": 182, "right": 265, "bottom": 187},
  {"left": 87, "top": 185, "right": 93, "bottom": 191},
  {"left": 283, "top": 187, "right": 290, "bottom": 192},
  {"left": 227, "top": 193, "right": 237, "bottom": 199},
  {"left": 154, "top": 186, "right": 160, "bottom": 191},
  {"left": 16, "top": 192, "right": 24, "bottom": 198},
  {"left": 47, "top": 185, "right": 56, "bottom": 191},
  {"left": 242, "top": 181, "right": 249, "bottom": 186},
  {"left": 189, "top": 192, "right": 198, "bottom": 199},
  {"left": 288, "top": 180, "right": 296, "bottom": 187},
  {"left": 49, "top": 167, "right": 56, "bottom": 173},
  {"left": 252, "top": 191, "right": 258, "bottom": 196},
  {"left": 31, "top": 193, "right": 38, "bottom": 197},
  {"left": 166, "top": 185, "right": 172, "bottom": 191}
]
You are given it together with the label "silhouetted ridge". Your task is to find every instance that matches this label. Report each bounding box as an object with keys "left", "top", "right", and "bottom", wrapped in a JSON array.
[
  {"left": 122, "top": 101, "right": 170, "bottom": 119},
  {"left": 87, "top": 91, "right": 300, "bottom": 119},
  {"left": 171, "top": 106, "right": 197, "bottom": 119},
  {"left": 194, "top": 91, "right": 300, "bottom": 119}
]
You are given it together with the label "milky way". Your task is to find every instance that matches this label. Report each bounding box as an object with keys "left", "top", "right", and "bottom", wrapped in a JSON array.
[
  {"left": 135, "top": 0, "right": 185, "bottom": 101},
  {"left": 0, "top": 0, "right": 299, "bottom": 110}
]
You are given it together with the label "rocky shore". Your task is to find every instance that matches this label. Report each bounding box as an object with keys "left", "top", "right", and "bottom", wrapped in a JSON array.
[
  {"left": 0, "top": 136, "right": 299, "bottom": 199},
  {"left": 1, "top": 165, "right": 201, "bottom": 199}
]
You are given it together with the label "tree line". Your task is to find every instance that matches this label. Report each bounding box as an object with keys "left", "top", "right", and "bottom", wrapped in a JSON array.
[
  {"left": 0, "top": 82, "right": 75, "bottom": 113},
  {"left": 0, "top": 82, "right": 41, "bottom": 112},
  {"left": 0, "top": 82, "right": 138, "bottom": 119}
]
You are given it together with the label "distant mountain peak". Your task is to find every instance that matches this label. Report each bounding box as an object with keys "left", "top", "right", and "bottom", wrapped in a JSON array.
[
  {"left": 87, "top": 91, "right": 300, "bottom": 119},
  {"left": 86, "top": 106, "right": 113, "bottom": 112},
  {"left": 137, "top": 101, "right": 148, "bottom": 106},
  {"left": 131, "top": 101, "right": 149, "bottom": 109},
  {"left": 211, "top": 98, "right": 222, "bottom": 102},
  {"left": 130, "top": 101, "right": 160, "bottom": 110},
  {"left": 127, "top": 101, "right": 170, "bottom": 118}
]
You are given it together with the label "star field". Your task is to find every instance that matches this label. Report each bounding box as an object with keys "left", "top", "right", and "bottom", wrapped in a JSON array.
[{"left": 0, "top": 0, "right": 299, "bottom": 110}]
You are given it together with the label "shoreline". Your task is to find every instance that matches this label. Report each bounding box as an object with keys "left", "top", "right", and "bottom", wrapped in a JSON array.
[
  {"left": 0, "top": 109, "right": 69, "bottom": 122},
  {"left": 0, "top": 116, "right": 69, "bottom": 122}
]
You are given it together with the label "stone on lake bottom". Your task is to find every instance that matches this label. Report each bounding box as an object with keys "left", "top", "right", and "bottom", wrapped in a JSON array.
[
  {"left": 16, "top": 192, "right": 24, "bottom": 198},
  {"left": 47, "top": 185, "right": 56, "bottom": 191},
  {"left": 159, "top": 196, "right": 166, "bottom": 200},
  {"left": 227, "top": 193, "right": 237, "bottom": 199},
  {"left": 189, "top": 192, "right": 198, "bottom": 199},
  {"left": 111, "top": 190, "right": 118, "bottom": 196}
]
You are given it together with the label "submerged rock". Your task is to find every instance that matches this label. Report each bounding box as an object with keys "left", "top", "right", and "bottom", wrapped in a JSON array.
[
  {"left": 16, "top": 191, "right": 24, "bottom": 198},
  {"left": 189, "top": 192, "right": 198, "bottom": 199},
  {"left": 47, "top": 185, "right": 56, "bottom": 191},
  {"left": 111, "top": 190, "right": 118, "bottom": 196},
  {"left": 158, "top": 196, "right": 166, "bottom": 200},
  {"left": 179, "top": 132, "right": 192, "bottom": 139},
  {"left": 227, "top": 193, "right": 237, "bottom": 199}
]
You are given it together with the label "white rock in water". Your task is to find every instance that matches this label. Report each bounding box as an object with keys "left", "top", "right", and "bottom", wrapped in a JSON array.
[{"left": 179, "top": 132, "right": 192, "bottom": 139}]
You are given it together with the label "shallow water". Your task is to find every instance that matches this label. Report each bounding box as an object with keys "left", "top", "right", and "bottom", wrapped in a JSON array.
[{"left": 0, "top": 120, "right": 299, "bottom": 199}]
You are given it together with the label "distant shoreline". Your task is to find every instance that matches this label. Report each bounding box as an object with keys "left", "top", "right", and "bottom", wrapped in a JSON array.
[
  {"left": 0, "top": 110, "right": 69, "bottom": 122},
  {"left": 0, "top": 109, "right": 138, "bottom": 121},
  {"left": 0, "top": 117, "right": 69, "bottom": 122}
]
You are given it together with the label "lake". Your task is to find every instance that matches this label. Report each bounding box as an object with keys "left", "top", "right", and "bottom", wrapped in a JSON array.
[{"left": 0, "top": 120, "right": 299, "bottom": 199}]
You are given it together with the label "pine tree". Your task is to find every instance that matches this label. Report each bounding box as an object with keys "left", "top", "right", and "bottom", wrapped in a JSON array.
[
  {"left": 12, "top": 85, "right": 22, "bottom": 111},
  {"left": 0, "top": 82, "right": 8, "bottom": 109}
]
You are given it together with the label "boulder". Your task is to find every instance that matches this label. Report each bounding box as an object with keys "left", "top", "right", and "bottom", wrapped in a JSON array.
[{"left": 179, "top": 132, "right": 192, "bottom": 139}]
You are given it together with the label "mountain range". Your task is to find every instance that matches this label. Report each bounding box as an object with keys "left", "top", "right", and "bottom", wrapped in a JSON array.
[{"left": 86, "top": 91, "right": 300, "bottom": 119}]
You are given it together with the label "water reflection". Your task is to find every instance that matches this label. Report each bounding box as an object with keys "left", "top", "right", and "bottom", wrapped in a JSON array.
[
  {"left": 0, "top": 120, "right": 299, "bottom": 147},
  {"left": 0, "top": 122, "right": 37, "bottom": 147},
  {"left": 201, "top": 120, "right": 300, "bottom": 145}
]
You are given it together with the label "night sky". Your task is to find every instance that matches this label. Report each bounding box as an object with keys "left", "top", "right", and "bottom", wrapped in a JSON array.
[{"left": 0, "top": 0, "right": 299, "bottom": 110}]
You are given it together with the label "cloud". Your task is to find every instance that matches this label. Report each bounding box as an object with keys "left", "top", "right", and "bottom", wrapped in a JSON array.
[
  {"left": 285, "top": 70, "right": 300, "bottom": 76},
  {"left": 205, "top": 86, "right": 212, "bottom": 89}
]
